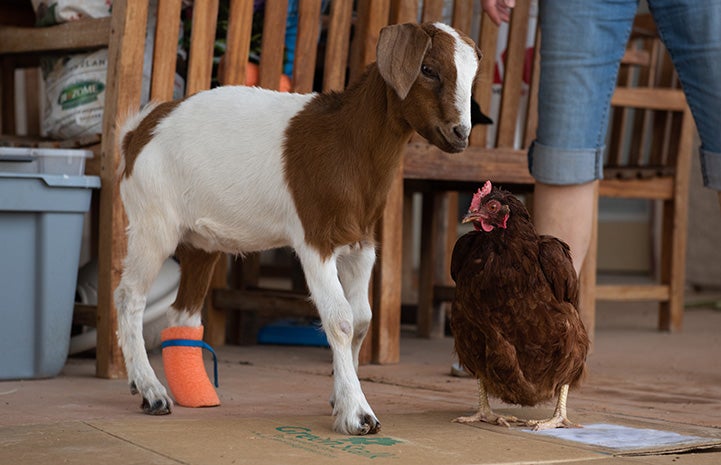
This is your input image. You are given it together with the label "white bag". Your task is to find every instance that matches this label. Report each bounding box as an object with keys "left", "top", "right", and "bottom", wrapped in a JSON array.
[
  {"left": 41, "top": 49, "right": 108, "bottom": 139},
  {"left": 32, "top": 0, "right": 111, "bottom": 25}
]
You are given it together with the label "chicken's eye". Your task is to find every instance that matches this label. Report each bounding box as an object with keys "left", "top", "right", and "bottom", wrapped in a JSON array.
[{"left": 487, "top": 201, "right": 500, "bottom": 212}]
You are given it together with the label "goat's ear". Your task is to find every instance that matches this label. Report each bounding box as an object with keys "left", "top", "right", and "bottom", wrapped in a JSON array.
[{"left": 377, "top": 23, "right": 431, "bottom": 100}]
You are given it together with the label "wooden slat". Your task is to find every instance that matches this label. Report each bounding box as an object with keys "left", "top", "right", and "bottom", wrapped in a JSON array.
[
  {"left": 186, "top": 0, "right": 219, "bottom": 95},
  {"left": 469, "top": 14, "right": 499, "bottom": 147},
  {"left": 363, "top": 0, "right": 401, "bottom": 365},
  {"left": 0, "top": 17, "right": 111, "bottom": 54},
  {"left": 421, "top": 0, "right": 444, "bottom": 22},
  {"left": 322, "top": 0, "right": 353, "bottom": 91},
  {"left": 649, "top": 49, "right": 676, "bottom": 166},
  {"left": 595, "top": 284, "right": 669, "bottom": 301},
  {"left": 658, "top": 105, "right": 695, "bottom": 332},
  {"left": 403, "top": 143, "right": 534, "bottom": 184},
  {"left": 259, "top": 0, "right": 288, "bottom": 90},
  {"left": 213, "top": 288, "right": 317, "bottom": 317},
  {"left": 608, "top": 43, "right": 635, "bottom": 166},
  {"left": 292, "top": 0, "right": 323, "bottom": 93},
  {"left": 150, "top": 0, "right": 182, "bottom": 101},
  {"left": 627, "top": 41, "right": 655, "bottom": 167},
  {"left": 416, "top": 192, "right": 443, "bottom": 338},
  {"left": 23, "top": 68, "right": 41, "bottom": 136},
  {"left": 599, "top": 177, "right": 673, "bottom": 199},
  {"left": 401, "top": 192, "right": 416, "bottom": 305},
  {"left": 621, "top": 48, "right": 650, "bottom": 67},
  {"left": 611, "top": 87, "right": 687, "bottom": 112},
  {"left": 522, "top": 27, "right": 540, "bottom": 148},
  {"left": 495, "top": 1, "right": 529, "bottom": 148},
  {"left": 350, "top": 0, "right": 390, "bottom": 82},
  {"left": 373, "top": 165, "right": 403, "bottom": 363},
  {"left": 389, "top": 0, "right": 418, "bottom": 24},
  {"left": 96, "top": 0, "right": 150, "bottom": 379},
  {"left": 451, "top": 0, "right": 473, "bottom": 34},
  {"left": 368, "top": 0, "right": 404, "bottom": 364},
  {"left": 222, "top": 0, "right": 254, "bottom": 86}
]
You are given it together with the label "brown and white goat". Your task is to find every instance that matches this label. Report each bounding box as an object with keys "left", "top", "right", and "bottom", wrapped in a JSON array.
[{"left": 115, "top": 22, "right": 481, "bottom": 435}]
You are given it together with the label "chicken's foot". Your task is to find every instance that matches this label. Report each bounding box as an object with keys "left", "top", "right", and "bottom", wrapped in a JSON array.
[
  {"left": 453, "top": 378, "right": 518, "bottom": 428},
  {"left": 525, "top": 385, "right": 582, "bottom": 430}
]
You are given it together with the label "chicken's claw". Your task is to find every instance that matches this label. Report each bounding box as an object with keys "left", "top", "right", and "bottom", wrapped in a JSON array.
[
  {"left": 452, "top": 411, "right": 519, "bottom": 428},
  {"left": 525, "top": 415, "right": 582, "bottom": 431}
]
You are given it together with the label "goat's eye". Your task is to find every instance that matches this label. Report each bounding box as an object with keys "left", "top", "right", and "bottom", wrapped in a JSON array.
[{"left": 421, "top": 64, "right": 438, "bottom": 80}]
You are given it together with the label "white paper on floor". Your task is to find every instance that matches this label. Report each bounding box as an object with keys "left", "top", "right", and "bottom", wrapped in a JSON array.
[{"left": 527, "top": 423, "right": 711, "bottom": 450}]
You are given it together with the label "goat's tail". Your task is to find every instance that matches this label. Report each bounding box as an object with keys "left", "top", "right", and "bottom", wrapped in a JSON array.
[{"left": 115, "top": 102, "right": 163, "bottom": 179}]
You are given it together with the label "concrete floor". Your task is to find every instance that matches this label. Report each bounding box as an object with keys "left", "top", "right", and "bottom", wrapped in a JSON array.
[{"left": 2, "top": 298, "right": 721, "bottom": 464}]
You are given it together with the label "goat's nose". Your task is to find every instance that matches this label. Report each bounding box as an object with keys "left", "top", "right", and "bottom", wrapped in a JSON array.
[{"left": 453, "top": 124, "right": 471, "bottom": 141}]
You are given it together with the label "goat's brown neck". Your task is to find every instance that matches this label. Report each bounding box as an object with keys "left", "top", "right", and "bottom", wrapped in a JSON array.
[
  {"left": 283, "top": 64, "right": 413, "bottom": 258},
  {"left": 341, "top": 64, "right": 413, "bottom": 146}
]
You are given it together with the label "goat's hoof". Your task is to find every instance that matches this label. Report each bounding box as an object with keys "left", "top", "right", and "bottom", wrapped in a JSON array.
[
  {"left": 129, "top": 381, "right": 139, "bottom": 395},
  {"left": 360, "top": 414, "right": 381, "bottom": 435},
  {"left": 142, "top": 397, "right": 172, "bottom": 415},
  {"left": 337, "top": 413, "right": 381, "bottom": 435}
]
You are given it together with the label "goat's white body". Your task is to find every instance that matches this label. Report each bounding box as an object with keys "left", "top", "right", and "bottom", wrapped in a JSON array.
[
  {"left": 123, "top": 88, "right": 314, "bottom": 255},
  {"left": 114, "top": 21, "right": 480, "bottom": 436}
]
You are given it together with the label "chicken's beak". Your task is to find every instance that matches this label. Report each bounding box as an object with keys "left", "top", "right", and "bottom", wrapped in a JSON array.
[{"left": 462, "top": 211, "right": 483, "bottom": 224}]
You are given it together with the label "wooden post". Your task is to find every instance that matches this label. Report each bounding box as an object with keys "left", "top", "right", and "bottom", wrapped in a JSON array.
[{"left": 96, "top": 0, "right": 149, "bottom": 379}]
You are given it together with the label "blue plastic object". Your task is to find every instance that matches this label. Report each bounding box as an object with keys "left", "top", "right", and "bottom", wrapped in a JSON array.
[
  {"left": 0, "top": 171, "right": 100, "bottom": 380},
  {"left": 257, "top": 319, "right": 329, "bottom": 347}
]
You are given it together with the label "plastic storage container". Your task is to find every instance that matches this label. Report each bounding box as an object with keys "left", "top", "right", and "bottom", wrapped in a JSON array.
[
  {"left": 0, "top": 146, "right": 93, "bottom": 175},
  {"left": 0, "top": 147, "right": 100, "bottom": 380}
]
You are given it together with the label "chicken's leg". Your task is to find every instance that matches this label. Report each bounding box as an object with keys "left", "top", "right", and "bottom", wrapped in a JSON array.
[
  {"left": 453, "top": 378, "right": 518, "bottom": 428},
  {"left": 525, "top": 384, "right": 582, "bottom": 430}
]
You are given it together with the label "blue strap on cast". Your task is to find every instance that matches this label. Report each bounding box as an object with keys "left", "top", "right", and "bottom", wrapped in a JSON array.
[{"left": 160, "top": 339, "right": 219, "bottom": 387}]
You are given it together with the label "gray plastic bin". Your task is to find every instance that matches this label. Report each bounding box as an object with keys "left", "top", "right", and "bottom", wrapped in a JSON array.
[{"left": 0, "top": 172, "right": 100, "bottom": 380}]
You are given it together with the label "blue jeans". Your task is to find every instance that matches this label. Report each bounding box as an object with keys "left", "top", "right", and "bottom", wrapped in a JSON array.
[{"left": 529, "top": 0, "right": 721, "bottom": 190}]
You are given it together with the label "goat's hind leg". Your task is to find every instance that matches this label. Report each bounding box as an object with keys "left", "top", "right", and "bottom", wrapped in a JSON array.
[
  {"left": 115, "top": 226, "right": 176, "bottom": 415},
  {"left": 168, "top": 244, "right": 222, "bottom": 327}
]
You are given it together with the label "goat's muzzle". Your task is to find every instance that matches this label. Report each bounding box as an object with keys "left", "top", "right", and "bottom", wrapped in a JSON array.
[{"left": 439, "top": 123, "right": 471, "bottom": 153}]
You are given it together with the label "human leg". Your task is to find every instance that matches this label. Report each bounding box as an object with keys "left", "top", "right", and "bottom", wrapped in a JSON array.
[
  {"left": 648, "top": 0, "right": 721, "bottom": 193},
  {"left": 531, "top": 0, "right": 638, "bottom": 272},
  {"left": 533, "top": 181, "right": 597, "bottom": 274}
]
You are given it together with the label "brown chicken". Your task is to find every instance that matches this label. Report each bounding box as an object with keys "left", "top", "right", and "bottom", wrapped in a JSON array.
[{"left": 450, "top": 181, "right": 590, "bottom": 430}]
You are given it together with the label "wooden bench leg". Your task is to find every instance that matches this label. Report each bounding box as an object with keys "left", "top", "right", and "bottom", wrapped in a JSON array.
[{"left": 417, "top": 191, "right": 454, "bottom": 339}]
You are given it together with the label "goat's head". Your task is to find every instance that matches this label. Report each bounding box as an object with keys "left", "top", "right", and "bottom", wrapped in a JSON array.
[{"left": 377, "top": 22, "right": 482, "bottom": 153}]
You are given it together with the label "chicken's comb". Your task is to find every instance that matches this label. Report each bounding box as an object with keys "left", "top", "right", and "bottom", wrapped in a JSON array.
[{"left": 470, "top": 181, "right": 492, "bottom": 211}]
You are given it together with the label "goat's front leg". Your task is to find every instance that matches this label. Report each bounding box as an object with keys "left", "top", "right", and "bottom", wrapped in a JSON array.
[
  {"left": 297, "top": 245, "right": 380, "bottom": 435},
  {"left": 337, "top": 242, "right": 375, "bottom": 371}
]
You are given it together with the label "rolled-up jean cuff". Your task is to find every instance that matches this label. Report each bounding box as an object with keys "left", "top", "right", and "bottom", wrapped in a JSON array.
[
  {"left": 700, "top": 147, "right": 721, "bottom": 191},
  {"left": 528, "top": 141, "right": 605, "bottom": 185}
]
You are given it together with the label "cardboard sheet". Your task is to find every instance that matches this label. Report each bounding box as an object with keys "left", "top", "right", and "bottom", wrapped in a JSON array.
[
  {"left": 4, "top": 411, "right": 720, "bottom": 464},
  {"left": 84, "top": 412, "right": 603, "bottom": 465},
  {"left": 464, "top": 408, "right": 721, "bottom": 457},
  {"left": 527, "top": 422, "right": 721, "bottom": 456}
]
